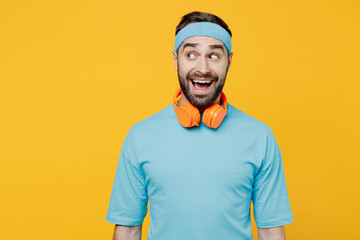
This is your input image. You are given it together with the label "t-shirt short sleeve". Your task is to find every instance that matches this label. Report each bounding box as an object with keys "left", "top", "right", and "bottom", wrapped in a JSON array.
[
  {"left": 252, "top": 127, "right": 294, "bottom": 228},
  {"left": 106, "top": 130, "right": 148, "bottom": 226}
]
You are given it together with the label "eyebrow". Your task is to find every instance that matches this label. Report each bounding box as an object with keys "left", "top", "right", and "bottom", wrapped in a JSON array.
[
  {"left": 209, "top": 44, "right": 225, "bottom": 53},
  {"left": 181, "top": 43, "right": 199, "bottom": 52}
]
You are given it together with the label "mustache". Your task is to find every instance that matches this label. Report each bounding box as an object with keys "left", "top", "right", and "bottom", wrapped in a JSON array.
[{"left": 186, "top": 72, "right": 218, "bottom": 81}]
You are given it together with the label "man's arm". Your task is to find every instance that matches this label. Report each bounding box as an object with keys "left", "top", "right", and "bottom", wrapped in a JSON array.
[
  {"left": 257, "top": 226, "right": 285, "bottom": 240},
  {"left": 113, "top": 224, "right": 142, "bottom": 240}
]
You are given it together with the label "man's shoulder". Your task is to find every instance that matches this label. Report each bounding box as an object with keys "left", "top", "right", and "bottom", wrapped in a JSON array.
[
  {"left": 226, "top": 103, "right": 272, "bottom": 135},
  {"left": 127, "top": 103, "right": 275, "bottom": 138},
  {"left": 128, "top": 104, "right": 175, "bottom": 135}
]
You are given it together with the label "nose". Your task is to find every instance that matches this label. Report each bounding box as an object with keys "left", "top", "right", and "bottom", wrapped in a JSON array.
[{"left": 196, "top": 56, "right": 211, "bottom": 75}]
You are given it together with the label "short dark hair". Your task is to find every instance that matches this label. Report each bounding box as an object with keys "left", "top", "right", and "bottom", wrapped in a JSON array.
[{"left": 175, "top": 11, "right": 232, "bottom": 37}]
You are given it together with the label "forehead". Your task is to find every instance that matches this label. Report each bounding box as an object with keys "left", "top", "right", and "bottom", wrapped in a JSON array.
[{"left": 181, "top": 36, "right": 225, "bottom": 49}]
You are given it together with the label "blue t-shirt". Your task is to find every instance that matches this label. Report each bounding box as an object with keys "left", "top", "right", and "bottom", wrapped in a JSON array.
[{"left": 106, "top": 103, "right": 293, "bottom": 240}]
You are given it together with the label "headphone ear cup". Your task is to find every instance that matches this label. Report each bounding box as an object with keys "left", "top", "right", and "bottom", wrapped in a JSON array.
[
  {"left": 176, "top": 102, "right": 200, "bottom": 127},
  {"left": 202, "top": 104, "right": 214, "bottom": 128},
  {"left": 203, "top": 104, "right": 226, "bottom": 128}
]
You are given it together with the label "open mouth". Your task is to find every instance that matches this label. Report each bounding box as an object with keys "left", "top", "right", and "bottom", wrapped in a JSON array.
[{"left": 191, "top": 79, "right": 214, "bottom": 91}]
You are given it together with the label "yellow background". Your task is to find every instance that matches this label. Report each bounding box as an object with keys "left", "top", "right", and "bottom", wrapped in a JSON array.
[{"left": 1, "top": 0, "right": 359, "bottom": 239}]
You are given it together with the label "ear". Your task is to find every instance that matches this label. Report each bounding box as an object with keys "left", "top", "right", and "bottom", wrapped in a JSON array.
[
  {"left": 172, "top": 50, "right": 178, "bottom": 70},
  {"left": 227, "top": 52, "right": 233, "bottom": 72}
]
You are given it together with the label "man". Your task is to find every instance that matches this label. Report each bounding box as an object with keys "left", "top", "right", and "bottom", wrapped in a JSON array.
[{"left": 106, "top": 11, "right": 293, "bottom": 240}]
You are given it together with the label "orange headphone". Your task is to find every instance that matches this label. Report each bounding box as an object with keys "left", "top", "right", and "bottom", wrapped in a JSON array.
[{"left": 173, "top": 88, "right": 228, "bottom": 129}]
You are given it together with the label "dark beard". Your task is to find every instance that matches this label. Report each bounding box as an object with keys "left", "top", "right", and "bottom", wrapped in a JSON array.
[{"left": 178, "top": 66, "right": 228, "bottom": 111}]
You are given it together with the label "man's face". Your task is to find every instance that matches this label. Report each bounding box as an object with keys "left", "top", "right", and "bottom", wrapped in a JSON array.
[{"left": 173, "top": 36, "right": 232, "bottom": 110}]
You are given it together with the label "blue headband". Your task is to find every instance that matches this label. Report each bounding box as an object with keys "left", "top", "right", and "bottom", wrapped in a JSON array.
[{"left": 174, "top": 22, "right": 232, "bottom": 54}]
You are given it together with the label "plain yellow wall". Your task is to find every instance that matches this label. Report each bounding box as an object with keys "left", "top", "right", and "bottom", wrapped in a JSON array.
[{"left": 1, "top": 0, "right": 359, "bottom": 239}]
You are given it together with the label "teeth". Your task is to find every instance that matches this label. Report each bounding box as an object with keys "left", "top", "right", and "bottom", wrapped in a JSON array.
[{"left": 192, "top": 80, "right": 212, "bottom": 83}]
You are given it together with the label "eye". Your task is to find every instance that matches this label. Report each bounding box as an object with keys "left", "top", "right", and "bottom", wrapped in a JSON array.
[
  {"left": 209, "top": 54, "right": 219, "bottom": 60},
  {"left": 187, "top": 53, "right": 195, "bottom": 58}
]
